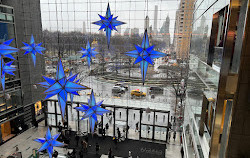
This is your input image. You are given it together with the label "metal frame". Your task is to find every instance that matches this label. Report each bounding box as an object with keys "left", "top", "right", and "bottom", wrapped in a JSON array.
[{"left": 45, "top": 99, "right": 170, "bottom": 142}]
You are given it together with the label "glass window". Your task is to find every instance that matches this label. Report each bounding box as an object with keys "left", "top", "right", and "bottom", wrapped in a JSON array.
[{"left": 6, "top": 15, "right": 13, "bottom": 22}]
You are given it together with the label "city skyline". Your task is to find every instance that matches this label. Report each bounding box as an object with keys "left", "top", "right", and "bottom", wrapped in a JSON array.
[{"left": 40, "top": 0, "right": 179, "bottom": 41}]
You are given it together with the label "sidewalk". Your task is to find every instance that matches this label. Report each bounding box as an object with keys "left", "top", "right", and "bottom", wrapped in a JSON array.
[{"left": 165, "top": 131, "right": 182, "bottom": 158}]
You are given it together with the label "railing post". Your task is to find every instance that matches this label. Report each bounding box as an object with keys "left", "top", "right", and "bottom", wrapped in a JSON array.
[
  {"left": 152, "top": 110, "right": 156, "bottom": 140},
  {"left": 126, "top": 106, "right": 128, "bottom": 139},
  {"left": 54, "top": 101, "right": 58, "bottom": 127},
  {"left": 77, "top": 103, "right": 80, "bottom": 132},
  {"left": 113, "top": 106, "right": 116, "bottom": 137},
  {"left": 139, "top": 109, "right": 142, "bottom": 139}
]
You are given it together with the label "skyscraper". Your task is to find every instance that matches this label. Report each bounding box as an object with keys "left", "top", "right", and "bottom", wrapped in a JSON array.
[
  {"left": 160, "top": 15, "right": 171, "bottom": 48},
  {"left": 131, "top": 28, "right": 139, "bottom": 37},
  {"left": 83, "top": 21, "right": 86, "bottom": 34},
  {"left": 124, "top": 28, "right": 130, "bottom": 36},
  {"left": 144, "top": 16, "right": 149, "bottom": 31},
  {"left": 173, "top": 0, "right": 195, "bottom": 59},
  {"left": 153, "top": 5, "right": 158, "bottom": 33},
  {"left": 0, "top": 0, "right": 45, "bottom": 143}
]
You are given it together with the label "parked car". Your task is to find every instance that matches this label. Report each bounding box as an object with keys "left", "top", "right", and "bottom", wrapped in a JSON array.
[
  {"left": 149, "top": 87, "right": 163, "bottom": 94},
  {"left": 115, "top": 82, "right": 128, "bottom": 90},
  {"left": 112, "top": 86, "right": 125, "bottom": 94},
  {"left": 131, "top": 89, "right": 146, "bottom": 97}
]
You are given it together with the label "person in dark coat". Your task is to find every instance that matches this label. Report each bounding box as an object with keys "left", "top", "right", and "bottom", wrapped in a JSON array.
[
  {"left": 108, "top": 148, "right": 112, "bottom": 158},
  {"left": 181, "top": 146, "right": 184, "bottom": 158},
  {"left": 173, "top": 131, "right": 176, "bottom": 141}
]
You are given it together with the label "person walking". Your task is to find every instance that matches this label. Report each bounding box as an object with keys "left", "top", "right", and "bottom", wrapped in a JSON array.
[
  {"left": 113, "top": 136, "right": 118, "bottom": 149},
  {"left": 95, "top": 142, "right": 100, "bottom": 155},
  {"left": 118, "top": 130, "right": 121, "bottom": 142},
  {"left": 135, "top": 122, "right": 139, "bottom": 132},
  {"left": 82, "top": 140, "right": 88, "bottom": 152},
  {"left": 108, "top": 148, "right": 112, "bottom": 158},
  {"left": 181, "top": 146, "right": 184, "bottom": 158},
  {"left": 173, "top": 131, "right": 176, "bottom": 141},
  {"left": 106, "top": 123, "right": 109, "bottom": 130}
]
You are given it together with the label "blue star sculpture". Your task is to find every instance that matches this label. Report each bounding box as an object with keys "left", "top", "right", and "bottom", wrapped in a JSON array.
[
  {"left": 34, "top": 127, "right": 64, "bottom": 158},
  {"left": 79, "top": 41, "right": 98, "bottom": 67},
  {"left": 74, "top": 90, "right": 110, "bottom": 133},
  {"left": 69, "top": 71, "right": 80, "bottom": 104},
  {"left": 21, "top": 35, "right": 46, "bottom": 66},
  {"left": 0, "top": 59, "right": 16, "bottom": 91},
  {"left": 125, "top": 29, "right": 167, "bottom": 85},
  {"left": 38, "top": 59, "right": 90, "bottom": 119},
  {"left": 0, "top": 39, "right": 19, "bottom": 59},
  {"left": 92, "top": 3, "right": 125, "bottom": 48}
]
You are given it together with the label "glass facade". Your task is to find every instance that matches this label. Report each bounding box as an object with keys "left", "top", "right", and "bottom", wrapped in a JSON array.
[
  {"left": 184, "top": 0, "right": 230, "bottom": 157},
  {"left": 0, "top": 5, "right": 21, "bottom": 92},
  {"left": 0, "top": 5, "right": 23, "bottom": 143},
  {"left": 45, "top": 99, "right": 170, "bottom": 142}
]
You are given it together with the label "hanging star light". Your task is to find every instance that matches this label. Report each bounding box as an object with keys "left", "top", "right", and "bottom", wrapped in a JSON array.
[
  {"left": 34, "top": 127, "right": 64, "bottom": 158},
  {"left": 125, "top": 29, "right": 167, "bottom": 85},
  {"left": 74, "top": 90, "right": 110, "bottom": 133},
  {"left": 21, "top": 34, "right": 46, "bottom": 66},
  {"left": 92, "top": 3, "right": 125, "bottom": 48},
  {"left": 69, "top": 71, "right": 80, "bottom": 104},
  {"left": 0, "top": 39, "right": 19, "bottom": 59},
  {"left": 79, "top": 41, "right": 98, "bottom": 67},
  {"left": 37, "top": 59, "right": 90, "bottom": 119},
  {"left": 0, "top": 59, "right": 16, "bottom": 91}
]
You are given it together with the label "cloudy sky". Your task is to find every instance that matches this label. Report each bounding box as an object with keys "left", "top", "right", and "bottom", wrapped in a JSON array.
[{"left": 40, "top": 0, "right": 180, "bottom": 41}]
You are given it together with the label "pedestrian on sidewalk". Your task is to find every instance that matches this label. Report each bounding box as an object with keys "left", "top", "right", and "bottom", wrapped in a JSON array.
[
  {"left": 106, "top": 123, "right": 109, "bottom": 130},
  {"left": 181, "top": 146, "right": 184, "bottom": 158},
  {"left": 135, "top": 122, "right": 139, "bottom": 132},
  {"left": 173, "top": 131, "right": 176, "bottom": 141}
]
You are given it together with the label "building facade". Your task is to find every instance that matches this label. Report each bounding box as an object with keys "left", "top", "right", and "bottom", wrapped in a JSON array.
[
  {"left": 183, "top": 0, "right": 250, "bottom": 157},
  {"left": 0, "top": 0, "right": 45, "bottom": 144},
  {"left": 173, "top": 0, "right": 195, "bottom": 59}
]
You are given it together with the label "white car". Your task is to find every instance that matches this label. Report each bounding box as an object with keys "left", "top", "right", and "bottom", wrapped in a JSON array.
[{"left": 112, "top": 86, "right": 125, "bottom": 93}]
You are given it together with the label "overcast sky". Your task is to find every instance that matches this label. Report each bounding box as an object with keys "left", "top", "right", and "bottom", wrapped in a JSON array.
[{"left": 40, "top": 0, "right": 180, "bottom": 41}]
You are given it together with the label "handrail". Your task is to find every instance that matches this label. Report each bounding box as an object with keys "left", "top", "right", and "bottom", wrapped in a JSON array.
[
  {"left": 182, "top": 126, "right": 189, "bottom": 158},
  {"left": 45, "top": 99, "right": 170, "bottom": 113}
]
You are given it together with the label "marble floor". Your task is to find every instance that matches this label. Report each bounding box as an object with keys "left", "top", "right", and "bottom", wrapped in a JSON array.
[{"left": 0, "top": 121, "right": 184, "bottom": 158}]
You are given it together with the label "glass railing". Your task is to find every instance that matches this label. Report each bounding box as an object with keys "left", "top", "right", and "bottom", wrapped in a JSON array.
[
  {"left": 189, "top": 54, "right": 220, "bottom": 93},
  {"left": 203, "top": 123, "right": 211, "bottom": 147}
]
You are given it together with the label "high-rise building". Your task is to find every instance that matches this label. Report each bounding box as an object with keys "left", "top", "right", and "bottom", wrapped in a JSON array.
[
  {"left": 0, "top": 0, "right": 45, "bottom": 143},
  {"left": 173, "top": 0, "right": 195, "bottom": 59},
  {"left": 160, "top": 16, "right": 171, "bottom": 48},
  {"left": 131, "top": 28, "right": 139, "bottom": 37},
  {"left": 153, "top": 5, "right": 158, "bottom": 33},
  {"left": 82, "top": 21, "right": 86, "bottom": 34},
  {"left": 124, "top": 28, "right": 130, "bottom": 36},
  {"left": 144, "top": 16, "right": 149, "bottom": 31},
  {"left": 115, "top": 25, "right": 121, "bottom": 35}
]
